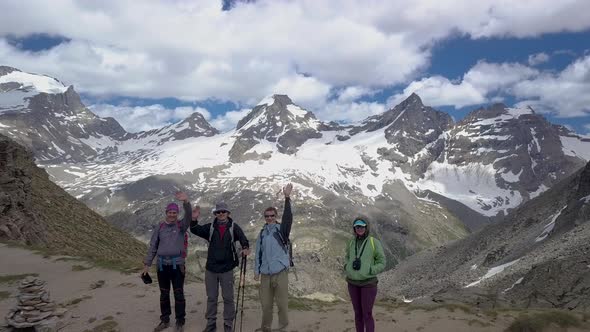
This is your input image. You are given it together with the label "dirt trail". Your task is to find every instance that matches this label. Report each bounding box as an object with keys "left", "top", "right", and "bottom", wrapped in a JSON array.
[{"left": 1, "top": 244, "right": 587, "bottom": 332}]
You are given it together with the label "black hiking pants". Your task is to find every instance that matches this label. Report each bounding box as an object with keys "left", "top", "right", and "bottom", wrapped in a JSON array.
[{"left": 157, "top": 264, "right": 186, "bottom": 324}]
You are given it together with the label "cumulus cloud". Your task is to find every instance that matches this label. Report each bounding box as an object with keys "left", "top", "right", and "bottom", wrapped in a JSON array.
[
  {"left": 89, "top": 104, "right": 211, "bottom": 133},
  {"left": 528, "top": 52, "right": 550, "bottom": 66},
  {"left": 209, "top": 108, "right": 252, "bottom": 132},
  {"left": 390, "top": 55, "right": 590, "bottom": 118},
  {"left": 388, "top": 61, "right": 539, "bottom": 109},
  {"left": 316, "top": 101, "right": 386, "bottom": 124},
  {"left": 2, "top": 1, "right": 590, "bottom": 127},
  {"left": 388, "top": 76, "right": 486, "bottom": 108},
  {"left": 512, "top": 55, "right": 590, "bottom": 117},
  {"left": 266, "top": 75, "right": 332, "bottom": 109},
  {"left": 1, "top": 0, "right": 589, "bottom": 105}
]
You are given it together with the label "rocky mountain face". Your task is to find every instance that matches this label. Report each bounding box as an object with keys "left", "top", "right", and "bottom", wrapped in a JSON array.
[
  {"left": 0, "top": 66, "right": 128, "bottom": 163},
  {"left": 0, "top": 133, "right": 146, "bottom": 266},
  {"left": 132, "top": 111, "right": 219, "bottom": 143},
  {"left": 381, "top": 160, "right": 590, "bottom": 310},
  {"left": 229, "top": 94, "right": 336, "bottom": 162},
  {"left": 1, "top": 66, "right": 590, "bottom": 296},
  {"left": 0, "top": 134, "right": 47, "bottom": 245}
]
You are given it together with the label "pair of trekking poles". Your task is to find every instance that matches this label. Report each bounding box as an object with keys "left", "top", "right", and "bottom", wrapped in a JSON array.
[{"left": 233, "top": 255, "right": 247, "bottom": 332}]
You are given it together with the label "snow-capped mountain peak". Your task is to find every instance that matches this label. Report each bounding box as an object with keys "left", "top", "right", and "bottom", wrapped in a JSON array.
[
  {"left": 132, "top": 111, "right": 219, "bottom": 143},
  {"left": 0, "top": 66, "right": 67, "bottom": 95},
  {"left": 230, "top": 94, "right": 324, "bottom": 160}
]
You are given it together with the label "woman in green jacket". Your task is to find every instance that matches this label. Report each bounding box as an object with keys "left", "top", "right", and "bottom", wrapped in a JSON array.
[{"left": 344, "top": 218, "right": 386, "bottom": 332}]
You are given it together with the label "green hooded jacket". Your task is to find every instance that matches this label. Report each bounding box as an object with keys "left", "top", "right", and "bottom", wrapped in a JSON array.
[{"left": 344, "top": 221, "right": 386, "bottom": 285}]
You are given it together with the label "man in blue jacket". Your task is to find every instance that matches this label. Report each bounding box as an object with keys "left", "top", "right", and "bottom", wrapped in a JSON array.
[{"left": 254, "top": 183, "right": 293, "bottom": 332}]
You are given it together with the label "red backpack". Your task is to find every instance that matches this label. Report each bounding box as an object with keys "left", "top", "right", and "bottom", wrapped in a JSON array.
[{"left": 160, "top": 221, "right": 188, "bottom": 258}]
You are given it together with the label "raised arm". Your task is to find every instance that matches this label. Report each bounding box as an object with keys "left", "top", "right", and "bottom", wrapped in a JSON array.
[
  {"left": 176, "top": 192, "right": 191, "bottom": 232},
  {"left": 279, "top": 183, "right": 293, "bottom": 239}
]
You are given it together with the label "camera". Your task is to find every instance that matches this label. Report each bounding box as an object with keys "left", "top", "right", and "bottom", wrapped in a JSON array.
[
  {"left": 352, "top": 258, "right": 361, "bottom": 270},
  {"left": 141, "top": 272, "right": 152, "bottom": 284}
]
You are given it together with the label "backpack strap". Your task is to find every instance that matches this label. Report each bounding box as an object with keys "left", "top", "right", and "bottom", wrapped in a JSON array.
[{"left": 208, "top": 221, "right": 238, "bottom": 262}]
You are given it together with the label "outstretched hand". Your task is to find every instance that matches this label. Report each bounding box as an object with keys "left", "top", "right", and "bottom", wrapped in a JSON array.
[
  {"left": 283, "top": 183, "right": 293, "bottom": 197},
  {"left": 175, "top": 191, "right": 189, "bottom": 202},
  {"left": 192, "top": 206, "right": 201, "bottom": 221}
]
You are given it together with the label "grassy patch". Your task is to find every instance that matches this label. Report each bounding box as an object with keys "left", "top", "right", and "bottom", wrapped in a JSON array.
[
  {"left": 63, "top": 295, "right": 93, "bottom": 307},
  {"left": 54, "top": 257, "right": 86, "bottom": 262},
  {"left": 3, "top": 240, "right": 143, "bottom": 275},
  {"left": 0, "top": 273, "right": 39, "bottom": 284},
  {"left": 83, "top": 320, "right": 119, "bottom": 332},
  {"left": 288, "top": 298, "right": 313, "bottom": 311},
  {"left": 400, "top": 303, "right": 475, "bottom": 315},
  {"left": 467, "top": 319, "right": 492, "bottom": 327},
  {"left": 0, "top": 291, "right": 11, "bottom": 300},
  {"left": 288, "top": 297, "right": 338, "bottom": 312},
  {"left": 72, "top": 264, "right": 92, "bottom": 271},
  {"left": 505, "top": 310, "right": 582, "bottom": 332}
]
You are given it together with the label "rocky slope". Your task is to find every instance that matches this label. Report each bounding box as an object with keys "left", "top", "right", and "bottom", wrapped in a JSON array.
[
  {"left": 381, "top": 161, "right": 590, "bottom": 310},
  {"left": 0, "top": 133, "right": 146, "bottom": 267}
]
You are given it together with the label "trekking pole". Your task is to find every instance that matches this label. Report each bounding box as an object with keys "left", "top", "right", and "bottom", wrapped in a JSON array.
[
  {"left": 239, "top": 256, "right": 247, "bottom": 332},
  {"left": 233, "top": 255, "right": 246, "bottom": 332}
]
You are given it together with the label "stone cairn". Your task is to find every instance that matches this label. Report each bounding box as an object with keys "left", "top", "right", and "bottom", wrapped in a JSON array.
[{"left": 4, "top": 276, "right": 64, "bottom": 330}]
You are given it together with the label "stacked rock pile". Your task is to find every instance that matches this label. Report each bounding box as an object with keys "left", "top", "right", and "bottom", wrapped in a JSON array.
[{"left": 4, "top": 276, "right": 64, "bottom": 330}]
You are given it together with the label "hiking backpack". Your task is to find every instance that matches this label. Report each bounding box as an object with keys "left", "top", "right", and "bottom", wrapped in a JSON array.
[
  {"left": 259, "top": 227, "right": 294, "bottom": 267},
  {"left": 159, "top": 221, "right": 189, "bottom": 258}
]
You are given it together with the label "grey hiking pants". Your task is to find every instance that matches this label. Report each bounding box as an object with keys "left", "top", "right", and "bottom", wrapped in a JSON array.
[{"left": 204, "top": 270, "right": 235, "bottom": 331}]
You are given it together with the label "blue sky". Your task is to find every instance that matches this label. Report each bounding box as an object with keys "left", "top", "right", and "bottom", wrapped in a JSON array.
[{"left": 1, "top": 1, "right": 589, "bottom": 134}]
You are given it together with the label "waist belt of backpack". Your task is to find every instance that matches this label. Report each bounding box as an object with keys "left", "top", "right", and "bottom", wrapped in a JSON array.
[{"left": 158, "top": 255, "right": 182, "bottom": 271}]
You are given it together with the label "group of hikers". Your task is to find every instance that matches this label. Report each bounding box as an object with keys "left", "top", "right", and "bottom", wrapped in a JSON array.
[{"left": 142, "top": 183, "right": 386, "bottom": 332}]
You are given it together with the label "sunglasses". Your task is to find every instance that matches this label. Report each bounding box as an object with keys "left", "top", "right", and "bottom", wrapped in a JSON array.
[
  {"left": 264, "top": 214, "right": 276, "bottom": 218},
  {"left": 215, "top": 210, "right": 228, "bottom": 215},
  {"left": 354, "top": 225, "right": 366, "bottom": 229}
]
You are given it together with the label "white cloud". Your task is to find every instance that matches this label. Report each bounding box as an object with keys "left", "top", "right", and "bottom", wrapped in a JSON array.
[
  {"left": 388, "top": 76, "right": 486, "bottom": 108},
  {"left": 528, "top": 52, "right": 550, "bottom": 66},
  {"left": 266, "top": 75, "right": 332, "bottom": 109},
  {"left": 89, "top": 103, "right": 211, "bottom": 133},
  {"left": 317, "top": 101, "right": 386, "bottom": 124},
  {"left": 336, "top": 86, "right": 377, "bottom": 103},
  {"left": 209, "top": 108, "right": 252, "bottom": 132},
  {"left": 512, "top": 55, "right": 590, "bottom": 117},
  {"left": 390, "top": 55, "right": 590, "bottom": 119},
  {"left": 463, "top": 61, "right": 539, "bottom": 93},
  {"left": 1, "top": 0, "right": 589, "bottom": 107},
  {"left": 2, "top": 1, "right": 590, "bottom": 128}
]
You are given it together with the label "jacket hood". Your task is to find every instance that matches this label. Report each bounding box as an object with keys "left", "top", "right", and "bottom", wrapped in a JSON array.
[{"left": 352, "top": 217, "right": 370, "bottom": 239}]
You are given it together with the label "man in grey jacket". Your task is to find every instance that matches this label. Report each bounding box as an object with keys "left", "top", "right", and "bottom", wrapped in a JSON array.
[
  {"left": 143, "top": 192, "right": 191, "bottom": 332},
  {"left": 254, "top": 183, "right": 293, "bottom": 332}
]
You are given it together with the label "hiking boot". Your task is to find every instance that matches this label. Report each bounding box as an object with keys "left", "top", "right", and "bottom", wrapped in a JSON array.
[
  {"left": 154, "top": 321, "right": 170, "bottom": 332},
  {"left": 175, "top": 321, "right": 185, "bottom": 332},
  {"left": 223, "top": 324, "right": 233, "bottom": 332}
]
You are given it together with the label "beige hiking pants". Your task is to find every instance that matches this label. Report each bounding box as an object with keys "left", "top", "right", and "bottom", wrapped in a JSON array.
[{"left": 259, "top": 269, "right": 288, "bottom": 331}]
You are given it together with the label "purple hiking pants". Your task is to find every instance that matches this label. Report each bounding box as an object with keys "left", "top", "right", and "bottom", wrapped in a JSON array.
[{"left": 347, "top": 282, "right": 378, "bottom": 332}]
